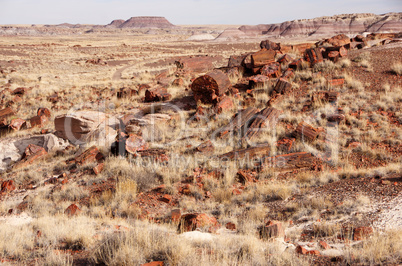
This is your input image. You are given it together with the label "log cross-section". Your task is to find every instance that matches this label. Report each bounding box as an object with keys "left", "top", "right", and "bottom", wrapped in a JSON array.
[
  {"left": 251, "top": 48, "right": 276, "bottom": 68},
  {"left": 191, "top": 69, "right": 231, "bottom": 104}
]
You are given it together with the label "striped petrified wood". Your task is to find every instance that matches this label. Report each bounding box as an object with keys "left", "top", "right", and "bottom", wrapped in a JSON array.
[
  {"left": 242, "top": 107, "right": 282, "bottom": 143},
  {"left": 294, "top": 121, "right": 319, "bottom": 142},
  {"left": 259, "top": 152, "right": 319, "bottom": 172},
  {"left": 218, "top": 107, "right": 259, "bottom": 138}
]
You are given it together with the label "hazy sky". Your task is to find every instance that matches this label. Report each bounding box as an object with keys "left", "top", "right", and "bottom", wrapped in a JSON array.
[{"left": 0, "top": 0, "right": 400, "bottom": 25}]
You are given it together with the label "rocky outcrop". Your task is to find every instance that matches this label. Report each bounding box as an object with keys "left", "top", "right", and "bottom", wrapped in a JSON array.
[
  {"left": 118, "top": 16, "right": 175, "bottom": 28},
  {"left": 106, "top": 19, "right": 125, "bottom": 28},
  {"left": 239, "top": 12, "right": 402, "bottom": 37}
]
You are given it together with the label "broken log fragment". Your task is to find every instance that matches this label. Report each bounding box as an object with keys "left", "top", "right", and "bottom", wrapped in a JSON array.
[
  {"left": 145, "top": 87, "right": 171, "bottom": 102},
  {"left": 218, "top": 107, "right": 259, "bottom": 138},
  {"left": 328, "top": 79, "right": 344, "bottom": 87},
  {"left": 214, "top": 96, "right": 234, "bottom": 114},
  {"left": 288, "top": 59, "right": 304, "bottom": 70},
  {"left": 260, "top": 62, "right": 281, "bottom": 78},
  {"left": 242, "top": 107, "right": 282, "bottom": 143},
  {"left": 175, "top": 56, "right": 214, "bottom": 73},
  {"left": 281, "top": 68, "right": 294, "bottom": 80},
  {"left": 277, "top": 54, "right": 294, "bottom": 64},
  {"left": 191, "top": 70, "right": 231, "bottom": 104},
  {"left": 218, "top": 145, "right": 271, "bottom": 160},
  {"left": 260, "top": 152, "right": 319, "bottom": 172},
  {"left": 260, "top": 40, "right": 281, "bottom": 51},
  {"left": 322, "top": 46, "right": 348, "bottom": 59},
  {"left": 136, "top": 148, "right": 169, "bottom": 163},
  {"left": 228, "top": 53, "right": 250, "bottom": 68},
  {"left": 294, "top": 121, "right": 319, "bottom": 142},
  {"left": 273, "top": 78, "right": 292, "bottom": 94},
  {"left": 251, "top": 48, "right": 276, "bottom": 68},
  {"left": 312, "top": 91, "right": 339, "bottom": 103},
  {"left": 248, "top": 75, "right": 269, "bottom": 88},
  {"left": 304, "top": 48, "right": 323, "bottom": 65},
  {"left": 0, "top": 107, "right": 14, "bottom": 120}
]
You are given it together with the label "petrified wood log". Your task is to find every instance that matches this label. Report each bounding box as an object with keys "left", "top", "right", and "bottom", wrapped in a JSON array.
[
  {"left": 145, "top": 87, "right": 171, "bottom": 102},
  {"left": 312, "top": 91, "right": 340, "bottom": 103},
  {"left": 175, "top": 56, "right": 214, "bottom": 73},
  {"left": 251, "top": 48, "right": 276, "bottom": 68},
  {"left": 259, "top": 152, "right": 319, "bottom": 172},
  {"left": 218, "top": 107, "right": 259, "bottom": 138},
  {"left": 218, "top": 145, "right": 271, "bottom": 160},
  {"left": 260, "top": 40, "right": 281, "bottom": 51},
  {"left": 273, "top": 78, "right": 292, "bottom": 94},
  {"left": 0, "top": 107, "right": 14, "bottom": 120},
  {"left": 324, "top": 46, "right": 347, "bottom": 58},
  {"left": 304, "top": 48, "right": 323, "bottom": 65},
  {"left": 228, "top": 53, "right": 251, "bottom": 68},
  {"left": 191, "top": 70, "right": 231, "bottom": 104},
  {"left": 294, "top": 121, "right": 319, "bottom": 142},
  {"left": 281, "top": 68, "right": 294, "bottom": 80},
  {"left": 260, "top": 62, "right": 281, "bottom": 78},
  {"left": 242, "top": 107, "right": 282, "bottom": 143}
]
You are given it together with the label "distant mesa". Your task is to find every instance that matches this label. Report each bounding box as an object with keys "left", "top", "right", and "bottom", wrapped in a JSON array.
[
  {"left": 239, "top": 12, "right": 402, "bottom": 37},
  {"left": 106, "top": 19, "right": 125, "bottom": 28},
  {"left": 113, "top": 16, "right": 175, "bottom": 29}
]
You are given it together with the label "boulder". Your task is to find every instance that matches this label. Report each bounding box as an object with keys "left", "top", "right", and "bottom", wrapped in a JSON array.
[
  {"left": 178, "top": 213, "right": 220, "bottom": 233},
  {"left": 0, "top": 134, "right": 69, "bottom": 172},
  {"left": 64, "top": 204, "right": 81, "bottom": 216},
  {"left": 55, "top": 111, "right": 118, "bottom": 146}
]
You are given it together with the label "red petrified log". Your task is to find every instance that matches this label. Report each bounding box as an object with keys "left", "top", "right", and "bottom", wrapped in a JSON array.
[
  {"left": 294, "top": 122, "right": 319, "bottom": 142},
  {"left": 191, "top": 70, "right": 231, "bottom": 104},
  {"left": 251, "top": 48, "right": 276, "bottom": 68},
  {"left": 273, "top": 78, "right": 292, "bottom": 94},
  {"left": 145, "top": 87, "right": 171, "bottom": 102},
  {"left": 304, "top": 48, "right": 323, "bottom": 65},
  {"left": 242, "top": 107, "right": 282, "bottom": 142}
]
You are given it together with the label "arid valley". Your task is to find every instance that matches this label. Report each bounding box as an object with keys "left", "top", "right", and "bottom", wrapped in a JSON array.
[{"left": 0, "top": 13, "right": 401, "bottom": 265}]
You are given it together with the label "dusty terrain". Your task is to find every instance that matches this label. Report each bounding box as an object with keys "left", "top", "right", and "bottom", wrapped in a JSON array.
[{"left": 0, "top": 19, "right": 401, "bottom": 265}]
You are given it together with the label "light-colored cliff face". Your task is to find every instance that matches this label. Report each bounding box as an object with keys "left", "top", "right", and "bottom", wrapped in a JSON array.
[
  {"left": 239, "top": 13, "right": 402, "bottom": 37},
  {"left": 118, "top": 16, "right": 175, "bottom": 29}
]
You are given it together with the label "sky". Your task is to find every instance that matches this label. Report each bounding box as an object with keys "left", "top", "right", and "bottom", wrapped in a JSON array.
[{"left": 0, "top": 0, "right": 400, "bottom": 25}]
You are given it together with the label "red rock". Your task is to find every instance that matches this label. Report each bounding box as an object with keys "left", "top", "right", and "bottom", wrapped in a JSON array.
[
  {"left": 67, "top": 146, "right": 104, "bottom": 165},
  {"left": 348, "top": 142, "right": 361, "bottom": 149},
  {"left": 141, "top": 262, "right": 164, "bottom": 266},
  {"left": 30, "top": 115, "right": 49, "bottom": 128},
  {"left": 307, "top": 250, "right": 321, "bottom": 256},
  {"left": 296, "top": 245, "right": 308, "bottom": 255},
  {"left": 12, "top": 87, "right": 27, "bottom": 96},
  {"left": 171, "top": 209, "right": 181, "bottom": 222},
  {"left": 37, "top": 108, "right": 51, "bottom": 118},
  {"left": 328, "top": 78, "right": 345, "bottom": 87},
  {"left": 237, "top": 169, "right": 257, "bottom": 184},
  {"left": 353, "top": 226, "right": 373, "bottom": 241},
  {"left": 93, "top": 163, "right": 104, "bottom": 175},
  {"left": 14, "top": 144, "right": 48, "bottom": 169},
  {"left": 172, "top": 78, "right": 184, "bottom": 87},
  {"left": 125, "top": 134, "right": 149, "bottom": 154},
  {"left": 259, "top": 221, "right": 285, "bottom": 239},
  {"left": 260, "top": 62, "right": 281, "bottom": 78},
  {"left": 178, "top": 213, "right": 220, "bottom": 233},
  {"left": 319, "top": 240, "right": 330, "bottom": 250},
  {"left": 232, "top": 188, "right": 242, "bottom": 195},
  {"left": 9, "top": 118, "right": 26, "bottom": 131},
  {"left": 226, "top": 222, "right": 236, "bottom": 230},
  {"left": 214, "top": 96, "right": 234, "bottom": 114},
  {"left": 1, "top": 180, "right": 16, "bottom": 193},
  {"left": 159, "top": 194, "right": 172, "bottom": 203},
  {"left": 145, "top": 87, "right": 171, "bottom": 102},
  {"left": 64, "top": 204, "right": 81, "bottom": 216}
]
